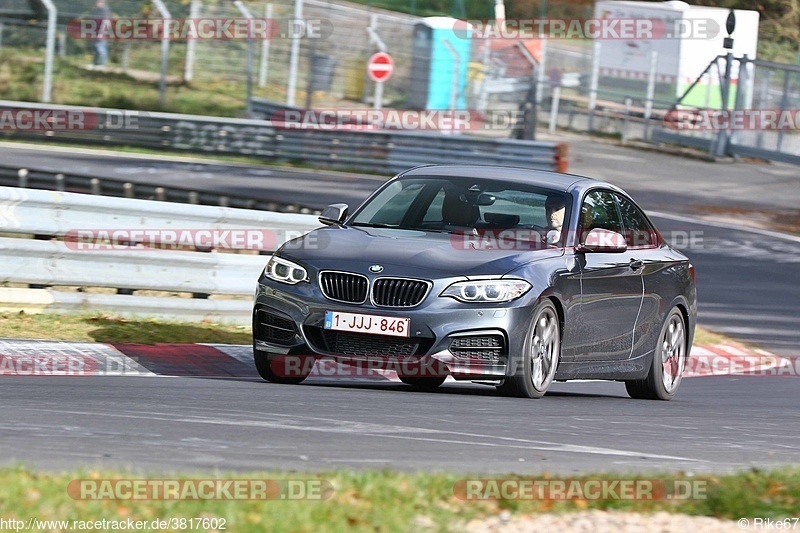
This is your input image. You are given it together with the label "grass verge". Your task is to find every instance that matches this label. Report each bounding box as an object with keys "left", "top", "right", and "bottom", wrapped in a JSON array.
[
  {"left": 0, "top": 312, "right": 251, "bottom": 345},
  {"left": 0, "top": 311, "right": 746, "bottom": 350},
  {"left": 0, "top": 467, "right": 798, "bottom": 532}
]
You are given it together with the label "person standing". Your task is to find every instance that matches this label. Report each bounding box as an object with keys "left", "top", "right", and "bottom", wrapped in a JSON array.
[{"left": 92, "top": 0, "right": 111, "bottom": 68}]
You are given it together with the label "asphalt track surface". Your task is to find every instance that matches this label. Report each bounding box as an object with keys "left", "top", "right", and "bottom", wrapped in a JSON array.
[
  {"left": 0, "top": 139, "right": 798, "bottom": 473},
  {"left": 1, "top": 375, "right": 798, "bottom": 473}
]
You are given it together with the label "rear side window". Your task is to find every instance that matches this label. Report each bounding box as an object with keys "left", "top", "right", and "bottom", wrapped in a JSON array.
[{"left": 614, "top": 193, "right": 658, "bottom": 248}]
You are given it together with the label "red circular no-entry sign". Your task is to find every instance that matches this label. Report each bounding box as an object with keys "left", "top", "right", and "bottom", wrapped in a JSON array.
[{"left": 367, "top": 52, "right": 394, "bottom": 83}]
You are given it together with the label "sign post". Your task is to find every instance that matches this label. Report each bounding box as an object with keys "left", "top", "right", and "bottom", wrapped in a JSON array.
[{"left": 367, "top": 52, "right": 394, "bottom": 110}]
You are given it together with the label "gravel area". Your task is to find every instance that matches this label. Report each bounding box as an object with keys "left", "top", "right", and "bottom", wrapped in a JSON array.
[{"left": 463, "top": 510, "right": 742, "bottom": 532}]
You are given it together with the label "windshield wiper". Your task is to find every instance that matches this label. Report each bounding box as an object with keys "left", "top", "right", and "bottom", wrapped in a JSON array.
[{"left": 350, "top": 222, "right": 399, "bottom": 229}]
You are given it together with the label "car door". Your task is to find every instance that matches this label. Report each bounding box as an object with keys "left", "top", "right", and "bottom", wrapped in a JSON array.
[
  {"left": 574, "top": 190, "right": 645, "bottom": 361},
  {"left": 613, "top": 192, "right": 666, "bottom": 359}
]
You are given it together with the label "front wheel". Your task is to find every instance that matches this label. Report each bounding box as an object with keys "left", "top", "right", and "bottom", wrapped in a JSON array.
[
  {"left": 497, "top": 300, "right": 561, "bottom": 399},
  {"left": 625, "top": 307, "right": 687, "bottom": 400},
  {"left": 253, "top": 348, "right": 313, "bottom": 384}
]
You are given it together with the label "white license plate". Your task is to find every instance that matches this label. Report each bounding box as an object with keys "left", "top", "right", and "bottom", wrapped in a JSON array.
[{"left": 324, "top": 311, "right": 410, "bottom": 338}]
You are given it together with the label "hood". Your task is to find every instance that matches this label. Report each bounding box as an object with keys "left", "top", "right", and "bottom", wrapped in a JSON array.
[{"left": 279, "top": 225, "right": 563, "bottom": 278}]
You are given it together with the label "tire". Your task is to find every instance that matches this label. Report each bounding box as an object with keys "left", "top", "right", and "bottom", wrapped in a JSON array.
[
  {"left": 497, "top": 300, "right": 561, "bottom": 399},
  {"left": 253, "top": 348, "right": 313, "bottom": 384},
  {"left": 625, "top": 307, "right": 687, "bottom": 400},
  {"left": 399, "top": 375, "right": 446, "bottom": 388}
]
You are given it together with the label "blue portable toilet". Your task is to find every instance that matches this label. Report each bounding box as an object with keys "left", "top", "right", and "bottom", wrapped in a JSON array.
[{"left": 409, "top": 17, "right": 472, "bottom": 110}]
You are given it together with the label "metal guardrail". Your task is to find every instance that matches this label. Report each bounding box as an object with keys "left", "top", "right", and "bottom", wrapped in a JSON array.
[
  {"left": 0, "top": 100, "right": 567, "bottom": 173},
  {"left": 0, "top": 164, "right": 320, "bottom": 214},
  {"left": 0, "top": 187, "right": 320, "bottom": 323},
  {"left": 0, "top": 182, "right": 320, "bottom": 236}
]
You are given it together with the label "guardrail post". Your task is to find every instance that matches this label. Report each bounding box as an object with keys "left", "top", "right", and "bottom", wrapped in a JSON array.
[
  {"left": 122, "top": 42, "right": 130, "bottom": 72},
  {"left": 259, "top": 4, "right": 273, "bottom": 88},
  {"left": 123, "top": 182, "right": 135, "bottom": 198},
  {"left": 776, "top": 65, "right": 791, "bottom": 153},
  {"left": 644, "top": 51, "right": 658, "bottom": 140},
  {"left": 286, "top": 0, "right": 304, "bottom": 106},
  {"left": 441, "top": 39, "right": 461, "bottom": 113},
  {"left": 219, "top": 196, "right": 230, "bottom": 207},
  {"left": 55, "top": 173, "right": 65, "bottom": 192},
  {"left": 39, "top": 0, "right": 57, "bottom": 103},
  {"left": 567, "top": 102, "right": 575, "bottom": 130},
  {"left": 188, "top": 191, "right": 200, "bottom": 204},
  {"left": 18, "top": 169, "right": 28, "bottom": 188},
  {"left": 714, "top": 51, "right": 734, "bottom": 157},
  {"left": 730, "top": 54, "right": 749, "bottom": 150},
  {"left": 155, "top": 187, "right": 166, "bottom": 201},
  {"left": 622, "top": 97, "right": 632, "bottom": 145},
  {"left": 548, "top": 85, "right": 561, "bottom": 134},
  {"left": 515, "top": 42, "right": 539, "bottom": 140},
  {"left": 588, "top": 41, "right": 600, "bottom": 132},
  {"left": 184, "top": 0, "right": 201, "bottom": 82},
  {"left": 152, "top": 0, "right": 172, "bottom": 108},
  {"left": 535, "top": 37, "right": 547, "bottom": 107},
  {"left": 57, "top": 31, "right": 66, "bottom": 57},
  {"left": 554, "top": 143, "right": 568, "bottom": 173},
  {"left": 233, "top": 1, "right": 255, "bottom": 117},
  {"left": 90, "top": 178, "right": 101, "bottom": 195},
  {"left": 367, "top": 15, "right": 388, "bottom": 110}
]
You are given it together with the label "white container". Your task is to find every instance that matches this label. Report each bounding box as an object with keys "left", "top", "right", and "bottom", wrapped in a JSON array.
[{"left": 593, "top": 0, "right": 759, "bottom": 107}]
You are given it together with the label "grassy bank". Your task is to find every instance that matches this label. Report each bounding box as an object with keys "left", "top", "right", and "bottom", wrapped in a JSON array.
[
  {"left": 0, "top": 312, "right": 251, "bottom": 345},
  {"left": 0, "top": 467, "right": 797, "bottom": 532},
  {"left": 0, "top": 311, "right": 742, "bottom": 349}
]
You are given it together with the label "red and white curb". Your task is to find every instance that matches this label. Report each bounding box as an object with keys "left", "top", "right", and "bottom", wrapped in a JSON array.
[{"left": 0, "top": 338, "right": 792, "bottom": 379}]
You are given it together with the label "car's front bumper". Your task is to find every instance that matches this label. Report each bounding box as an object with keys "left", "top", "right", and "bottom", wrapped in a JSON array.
[{"left": 253, "top": 278, "right": 538, "bottom": 380}]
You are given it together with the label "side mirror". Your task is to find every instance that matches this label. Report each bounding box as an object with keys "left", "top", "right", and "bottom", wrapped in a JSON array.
[
  {"left": 319, "top": 203, "right": 349, "bottom": 226},
  {"left": 577, "top": 228, "right": 628, "bottom": 253}
]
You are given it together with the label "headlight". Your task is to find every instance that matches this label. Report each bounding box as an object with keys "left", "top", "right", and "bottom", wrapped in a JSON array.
[
  {"left": 264, "top": 256, "right": 308, "bottom": 285},
  {"left": 440, "top": 279, "right": 531, "bottom": 303}
]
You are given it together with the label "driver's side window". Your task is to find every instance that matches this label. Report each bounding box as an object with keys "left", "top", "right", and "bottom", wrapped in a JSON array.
[{"left": 580, "top": 190, "right": 623, "bottom": 243}]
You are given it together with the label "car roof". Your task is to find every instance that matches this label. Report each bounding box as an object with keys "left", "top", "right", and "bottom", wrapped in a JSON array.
[{"left": 396, "top": 164, "right": 615, "bottom": 194}]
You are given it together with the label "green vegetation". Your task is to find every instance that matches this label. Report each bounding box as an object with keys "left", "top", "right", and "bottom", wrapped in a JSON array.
[
  {"left": 0, "top": 466, "right": 798, "bottom": 532},
  {"left": 0, "top": 311, "right": 251, "bottom": 345},
  {"left": 0, "top": 49, "right": 248, "bottom": 117},
  {"left": 0, "top": 309, "right": 744, "bottom": 349}
]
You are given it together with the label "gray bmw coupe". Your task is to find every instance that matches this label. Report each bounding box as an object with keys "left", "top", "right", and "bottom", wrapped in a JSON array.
[{"left": 253, "top": 165, "right": 697, "bottom": 399}]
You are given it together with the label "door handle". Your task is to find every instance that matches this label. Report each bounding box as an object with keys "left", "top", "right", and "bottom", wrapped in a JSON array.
[{"left": 629, "top": 258, "right": 644, "bottom": 271}]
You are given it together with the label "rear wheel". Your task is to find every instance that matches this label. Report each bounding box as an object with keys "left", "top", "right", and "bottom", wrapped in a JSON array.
[
  {"left": 497, "top": 300, "right": 560, "bottom": 399},
  {"left": 253, "top": 348, "right": 313, "bottom": 384},
  {"left": 625, "top": 308, "right": 686, "bottom": 400}
]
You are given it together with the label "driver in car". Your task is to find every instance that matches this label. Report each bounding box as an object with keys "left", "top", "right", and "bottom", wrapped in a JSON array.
[{"left": 545, "top": 195, "right": 566, "bottom": 232}]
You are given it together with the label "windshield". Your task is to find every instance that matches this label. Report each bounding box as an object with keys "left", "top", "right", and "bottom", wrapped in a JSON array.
[{"left": 349, "top": 176, "right": 572, "bottom": 246}]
